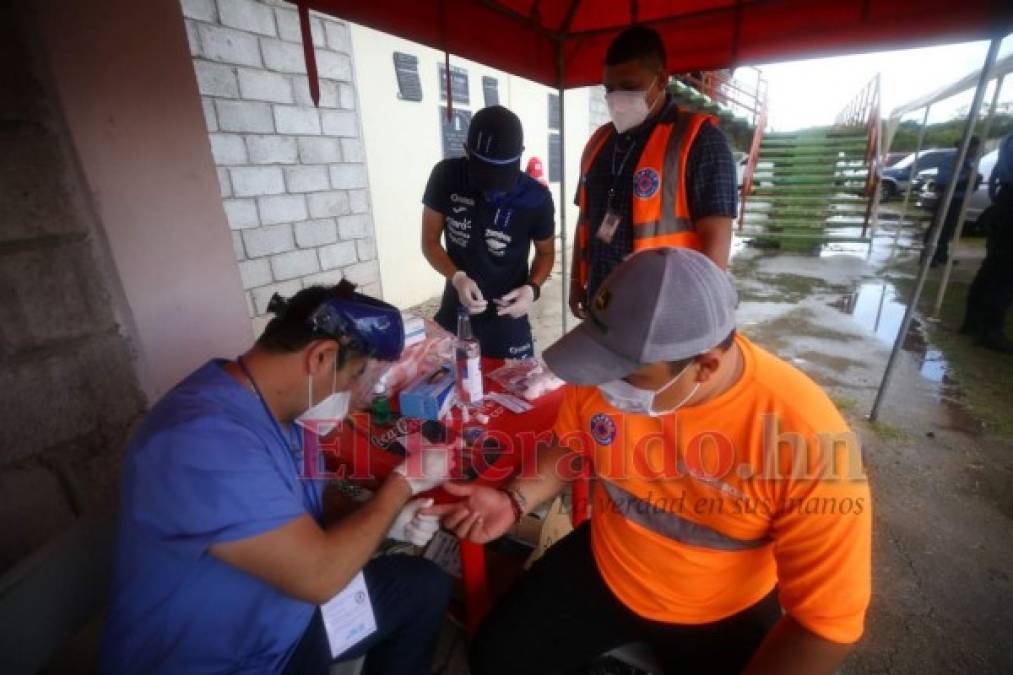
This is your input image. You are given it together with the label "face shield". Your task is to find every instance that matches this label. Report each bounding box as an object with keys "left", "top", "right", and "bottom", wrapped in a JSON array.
[{"left": 308, "top": 294, "right": 405, "bottom": 363}]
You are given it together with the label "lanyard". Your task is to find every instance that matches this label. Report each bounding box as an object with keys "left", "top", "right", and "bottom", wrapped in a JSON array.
[
  {"left": 611, "top": 135, "right": 638, "bottom": 176},
  {"left": 607, "top": 135, "right": 639, "bottom": 211},
  {"left": 237, "top": 357, "right": 321, "bottom": 513}
]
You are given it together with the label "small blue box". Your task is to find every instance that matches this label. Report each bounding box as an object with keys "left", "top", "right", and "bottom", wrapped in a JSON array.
[{"left": 399, "top": 365, "right": 456, "bottom": 420}]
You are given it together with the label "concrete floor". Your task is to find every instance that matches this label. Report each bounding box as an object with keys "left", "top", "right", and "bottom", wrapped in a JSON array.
[{"left": 416, "top": 220, "right": 1013, "bottom": 674}]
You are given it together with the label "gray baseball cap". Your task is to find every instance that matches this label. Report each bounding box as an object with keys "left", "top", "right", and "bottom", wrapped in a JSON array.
[{"left": 544, "top": 248, "right": 737, "bottom": 385}]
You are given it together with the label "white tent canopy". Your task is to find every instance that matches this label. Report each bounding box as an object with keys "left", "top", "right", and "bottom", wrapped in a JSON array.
[{"left": 888, "top": 52, "right": 1013, "bottom": 121}]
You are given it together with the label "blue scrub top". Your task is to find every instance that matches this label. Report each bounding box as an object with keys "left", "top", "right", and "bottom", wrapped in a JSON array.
[{"left": 100, "top": 360, "right": 325, "bottom": 674}]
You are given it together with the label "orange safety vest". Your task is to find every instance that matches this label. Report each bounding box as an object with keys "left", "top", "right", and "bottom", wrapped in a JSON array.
[{"left": 575, "top": 110, "right": 715, "bottom": 288}]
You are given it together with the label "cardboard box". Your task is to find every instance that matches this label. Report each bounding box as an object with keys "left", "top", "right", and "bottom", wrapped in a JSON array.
[{"left": 398, "top": 365, "right": 455, "bottom": 420}]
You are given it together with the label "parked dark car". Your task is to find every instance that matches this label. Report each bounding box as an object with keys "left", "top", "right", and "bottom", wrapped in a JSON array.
[
  {"left": 914, "top": 148, "right": 996, "bottom": 235},
  {"left": 880, "top": 148, "right": 954, "bottom": 200},
  {"left": 883, "top": 152, "right": 908, "bottom": 167}
]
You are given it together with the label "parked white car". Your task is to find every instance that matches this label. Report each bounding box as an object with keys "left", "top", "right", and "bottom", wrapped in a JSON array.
[{"left": 915, "top": 148, "right": 998, "bottom": 234}]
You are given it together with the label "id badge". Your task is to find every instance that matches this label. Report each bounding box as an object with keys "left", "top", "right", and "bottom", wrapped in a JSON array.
[
  {"left": 320, "top": 571, "right": 377, "bottom": 658},
  {"left": 596, "top": 209, "right": 622, "bottom": 244}
]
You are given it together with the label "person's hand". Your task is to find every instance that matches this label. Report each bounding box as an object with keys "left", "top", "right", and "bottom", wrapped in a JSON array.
[
  {"left": 420, "top": 482, "right": 517, "bottom": 544},
  {"left": 393, "top": 440, "right": 459, "bottom": 496},
  {"left": 388, "top": 497, "right": 441, "bottom": 546},
  {"left": 569, "top": 282, "right": 588, "bottom": 320},
  {"left": 451, "top": 271, "right": 488, "bottom": 315},
  {"left": 495, "top": 285, "right": 535, "bottom": 318}
]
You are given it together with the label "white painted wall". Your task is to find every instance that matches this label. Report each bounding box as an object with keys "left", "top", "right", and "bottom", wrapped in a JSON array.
[
  {"left": 349, "top": 23, "right": 595, "bottom": 309},
  {"left": 34, "top": 0, "right": 253, "bottom": 400}
]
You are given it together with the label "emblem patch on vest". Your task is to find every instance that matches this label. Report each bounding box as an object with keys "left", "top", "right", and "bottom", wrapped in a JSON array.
[
  {"left": 590, "top": 413, "right": 616, "bottom": 445},
  {"left": 633, "top": 168, "right": 661, "bottom": 199},
  {"left": 593, "top": 287, "right": 611, "bottom": 312}
]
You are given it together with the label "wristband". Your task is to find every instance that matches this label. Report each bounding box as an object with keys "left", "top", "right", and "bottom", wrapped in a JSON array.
[
  {"left": 502, "top": 487, "right": 526, "bottom": 523},
  {"left": 525, "top": 282, "right": 541, "bottom": 302}
]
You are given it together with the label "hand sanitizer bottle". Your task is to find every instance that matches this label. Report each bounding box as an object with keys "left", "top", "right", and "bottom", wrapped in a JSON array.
[{"left": 455, "top": 307, "right": 483, "bottom": 406}]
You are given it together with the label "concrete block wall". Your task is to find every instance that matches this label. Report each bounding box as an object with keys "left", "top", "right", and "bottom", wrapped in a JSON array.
[
  {"left": 183, "top": 0, "right": 381, "bottom": 331},
  {"left": 1, "top": 3, "right": 146, "bottom": 574}
]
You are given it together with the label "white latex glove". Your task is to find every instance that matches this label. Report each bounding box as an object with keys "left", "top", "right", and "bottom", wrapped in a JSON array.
[
  {"left": 451, "top": 270, "right": 488, "bottom": 314},
  {"left": 394, "top": 441, "right": 457, "bottom": 495},
  {"left": 495, "top": 285, "right": 535, "bottom": 318},
  {"left": 388, "top": 497, "right": 441, "bottom": 546}
]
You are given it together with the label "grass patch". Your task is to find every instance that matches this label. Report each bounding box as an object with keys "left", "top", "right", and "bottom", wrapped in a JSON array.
[
  {"left": 867, "top": 419, "right": 910, "bottom": 442},
  {"left": 830, "top": 394, "right": 859, "bottom": 414},
  {"left": 886, "top": 243, "right": 1013, "bottom": 440}
]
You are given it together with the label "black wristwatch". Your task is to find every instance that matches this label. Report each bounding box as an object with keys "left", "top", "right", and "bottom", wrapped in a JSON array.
[{"left": 526, "top": 281, "right": 541, "bottom": 302}]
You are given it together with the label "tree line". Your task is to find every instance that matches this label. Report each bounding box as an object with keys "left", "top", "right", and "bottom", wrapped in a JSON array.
[{"left": 888, "top": 113, "right": 1013, "bottom": 152}]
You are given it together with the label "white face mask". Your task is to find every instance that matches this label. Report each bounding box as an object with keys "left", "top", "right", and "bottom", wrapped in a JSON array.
[
  {"left": 598, "top": 361, "right": 699, "bottom": 417},
  {"left": 605, "top": 78, "right": 658, "bottom": 133},
  {"left": 295, "top": 358, "right": 349, "bottom": 436}
]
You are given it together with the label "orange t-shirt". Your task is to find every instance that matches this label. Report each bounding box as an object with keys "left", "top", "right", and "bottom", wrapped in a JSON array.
[{"left": 552, "top": 334, "right": 871, "bottom": 644}]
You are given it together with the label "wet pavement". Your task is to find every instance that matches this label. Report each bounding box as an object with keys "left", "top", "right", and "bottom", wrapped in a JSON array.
[{"left": 415, "top": 217, "right": 1013, "bottom": 673}]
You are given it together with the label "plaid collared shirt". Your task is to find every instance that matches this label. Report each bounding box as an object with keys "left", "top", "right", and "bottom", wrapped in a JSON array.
[{"left": 578, "top": 97, "right": 737, "bottom": 299}]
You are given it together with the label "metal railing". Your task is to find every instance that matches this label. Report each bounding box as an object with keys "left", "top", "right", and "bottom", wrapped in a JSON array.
[
  {"left": 676, "top": 67, "right": 769, "bottom": 230},
  {"left": 738, "top": 86, "right": 769, "bottom": 229},
  {"left": 680, "top": 67, "right": 768, "bottom": 127},
  {"left": 836, "top": 73, "right": 882, "bottom": 237}
]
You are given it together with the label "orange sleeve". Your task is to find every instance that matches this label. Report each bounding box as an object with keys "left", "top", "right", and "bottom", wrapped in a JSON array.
[{"left": 769, "top": 414, "right": 872, "bottom": 644}]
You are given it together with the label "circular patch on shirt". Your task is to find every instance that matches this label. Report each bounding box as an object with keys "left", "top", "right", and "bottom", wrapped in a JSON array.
[
  {"left": 633, "top": 168, "right": 661, "bottom": 199},
  {"left": 590, "top": 413, "right": 616, "bottom": 446}
]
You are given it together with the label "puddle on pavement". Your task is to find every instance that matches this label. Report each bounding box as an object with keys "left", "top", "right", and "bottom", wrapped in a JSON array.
[
  {"left": 831, "top": 282, "right": 982, "bottom": 433},
  {"left": 830, "top": 282, "right": 953, "bottom": 385},
  {"left": 820, "top": 241, "right": 873, "bottom": 258}
]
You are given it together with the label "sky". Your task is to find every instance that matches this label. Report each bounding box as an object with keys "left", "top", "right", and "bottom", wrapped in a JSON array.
[{"left": 755, "top": 35, "right": 1013, "bottom": 131}]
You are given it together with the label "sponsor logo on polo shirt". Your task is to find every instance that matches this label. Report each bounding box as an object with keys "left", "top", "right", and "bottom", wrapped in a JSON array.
[{"left": 485, "top": 227, "right": 511, "bottom": 256}]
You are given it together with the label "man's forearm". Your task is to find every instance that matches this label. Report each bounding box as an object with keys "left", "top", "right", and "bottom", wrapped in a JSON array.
[
  {"left": 422, "top": 239, "right": 458, "bottom": 280},
  {"left": 313, "top": 476, "right": 412, "bottom": 599},
  {"left": 213, "top": 474, "right": 414, "bottom": 606},
  {"left": 695, "top": 216, "right": 732, "bottom": 269},
  {"left": 570, "top": 232, "right": 584, "bottom": 292},
  {"left": 529, "top": 249, "right": 554, "bottom": 287},
  {"left": 744, "top": 615, "right": 854, "bottom": 675},
  {"left": 506, "top": 443, "right": 573, "bottom": 516}
]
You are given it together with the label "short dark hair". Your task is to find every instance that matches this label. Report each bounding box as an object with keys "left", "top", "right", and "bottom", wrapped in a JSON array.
[
  {"left": 605, "top": 25, "right": 666, "bottom": 70},
  {"left": 256, "top": 280, "right": 366, "bottom": 364},
  {"left": 667, "top": 329, "right": 736, "bottom": 374}
]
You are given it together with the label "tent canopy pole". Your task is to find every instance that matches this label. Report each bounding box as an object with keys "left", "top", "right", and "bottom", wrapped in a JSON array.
[
  {"left": 557, "top": 41, "right": 569, "bottom": 335},
  {"left": 932, "top": 72, "right": 1006, "bottom": 317},
  {"left": 870, "top": 36, "right": 1002, "bottom": 422},
  {"left": 891, "top": 105, "right": 931, "bottom": 249}
]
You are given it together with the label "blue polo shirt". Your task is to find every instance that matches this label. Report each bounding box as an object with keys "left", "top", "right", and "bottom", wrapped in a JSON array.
[{"left": 100, "top": 360, "right": 325, "bottom": 674}]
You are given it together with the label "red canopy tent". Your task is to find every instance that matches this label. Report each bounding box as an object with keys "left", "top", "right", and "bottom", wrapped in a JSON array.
[
  {"left": 289, "top": 0, "right": 1007, "bottom": 328},
  {"left": 293, "top": 0, "right": 1006, "bottom": 90}
]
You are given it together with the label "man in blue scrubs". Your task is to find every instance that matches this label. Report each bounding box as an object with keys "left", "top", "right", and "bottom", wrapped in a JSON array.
[{"left": 101, "top": 281, "right": 454, "bottom": 674}]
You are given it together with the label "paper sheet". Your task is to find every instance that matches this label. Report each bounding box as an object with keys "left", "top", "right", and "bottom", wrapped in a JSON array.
[{"left": 321, "top": 571, "right": 377, "bottom": 659}]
